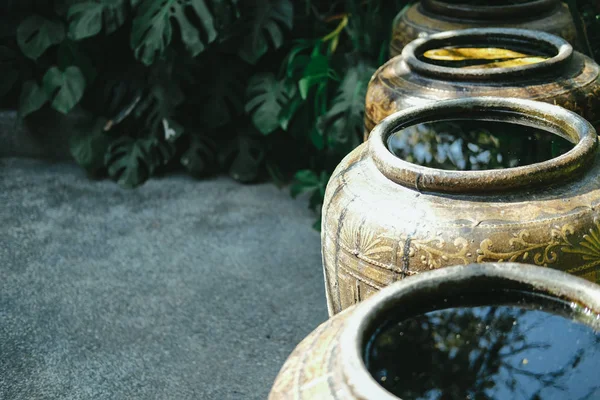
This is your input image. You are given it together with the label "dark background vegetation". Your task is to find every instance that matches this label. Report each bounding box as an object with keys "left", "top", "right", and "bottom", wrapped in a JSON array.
[{"left": 0, "top": 1, "right": 598, "bottom": 227}]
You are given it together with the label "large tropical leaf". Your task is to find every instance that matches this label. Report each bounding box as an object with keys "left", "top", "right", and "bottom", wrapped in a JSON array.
[
  {"left": 42, "top": 66, "right": 86, "bottom": 114},
  {"left": 17, "top": 15, "right": 65, "bottom": 60},
  {"left": 57, "top": 40, "right": 97, "bottom": 84},
  {"left": 130, "top": 0, "right": 218, "bottom": 65},
  {"left": 134, "top": 64, "right": 185, "bottom": 134},
  {"left": 191, "top": 55, "right": 247, "bottom": 129},
  {"left": 317, "top": 64, "right": 375, "bottom": 152},
  {"left": 219, "top": 135, "right": 265, "bottom": 182},
  {"left": 67, "top": 0, "right": 128, "bottom": 40},
  {"left": 69, "top": 116, "right": 112, "bottom": 175},
  {"left": 19, "top": 80, "right": 48, "bottom": 118},
  {"left": 236, "top": 0, "right": 293, "bottom": 64},
  {"left": 245, "top": 73, "right": 296, "bottom": 135},
  {"left": 105, "top": 136, "right": 175, "bottom": 188},
  {"left": 180, "top": 135, "right": 216, "bottom": 178},
  {"left": 298, "top": 51, "right": 335, "bottom": 99}
]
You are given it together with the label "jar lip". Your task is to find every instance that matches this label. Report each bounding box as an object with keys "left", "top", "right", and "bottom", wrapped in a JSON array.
[
  {"left": 338, "top": 263, "right": 600, "bottom": 400},
  {"left": 402, "top": 28, "right": 573, "bottom": 81},
  {"left": 367, "top": 97, "right": 597, "bottom": 194},
  {"left": 421, "top": 0, "right": 558, "bottom": 21}
]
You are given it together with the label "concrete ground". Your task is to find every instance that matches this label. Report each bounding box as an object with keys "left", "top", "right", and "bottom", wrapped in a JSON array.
[{"left": 0, "top": 158, "right": 327, "bottom": 399}]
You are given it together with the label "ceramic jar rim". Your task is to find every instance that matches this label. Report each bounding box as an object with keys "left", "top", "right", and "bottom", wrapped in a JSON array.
[
  {"left": 421, "top": 0, "right": 558, "bottom": 21},
  {"left": 368, "top": 97, "right": 597, "bottom": 194},
  {"left": 338, "top": 263, "right": 600, "bottom": 400},
  {"left": 402, "top": 28, "right": 572, "bottom": 81}
]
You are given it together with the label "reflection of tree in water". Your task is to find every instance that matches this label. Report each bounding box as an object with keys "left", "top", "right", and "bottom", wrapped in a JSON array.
[
  {"left": 387, "top": 121, "right": 572, "bottom": 171},
  {"left": 367, "top": 305, "right": 600, "bottom": 400}
]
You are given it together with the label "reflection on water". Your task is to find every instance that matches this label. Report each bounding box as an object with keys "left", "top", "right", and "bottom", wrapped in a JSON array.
[
  {"left": 441, "top": 0, "right": 535, "bottom": 4},
  {"left": 365, "top": 291, "right": 600, "bottom": 400},
  {"left": 422, "top": 47, "right": 548, "bottom": 69},
  {"left": 387, "top": 120, "right": 573, "bottom": 170}
]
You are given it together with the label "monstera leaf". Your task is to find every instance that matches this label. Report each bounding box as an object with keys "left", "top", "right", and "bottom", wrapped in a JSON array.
[
  {"left": 69, "top": 116, "right": 112, "bottom": 175},
  {"left": 131, "top": 0, "right": 218, "bottom": 65},
  {"left": 193, "top": 56, "right": 247, "bottom": 129},
  {"left": 236, "top": 0, "right": 293, "bottom": 64},
  {"left": 17, "top": 15, "right": 65, "bottom": 60},
  {"left": 42, "top": 66, "right": 86, "bottom": 114},
  {"left": 67, "top": 0, "right": 128, "bottom": 40},
  {"left": 105, "top": 136, "right": 175, "bottom": 188},
  {"left": 317, "top": 64, "right": 375, "bottom": 152},
  {"left": 134, "top": 72, "right": 184, "bottom": 134},
  {"left": 180, "top": 135, "right": 217, "bottom": 178},
  {"left": 57, "top": 40, "right": 97, "bottom": 84},
  {"left": 245, "top": 73, "right": 296, "bottom": 135},
  {"left": 219, "top": 135, "right": 265, "bottom": 182},
  {"left": 19, "top": 80, "right": 48, "bottom": 118}
]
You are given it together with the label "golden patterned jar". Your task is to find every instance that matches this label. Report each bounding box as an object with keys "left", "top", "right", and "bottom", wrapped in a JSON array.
[
  {"left": 323, "top": 97, "right": 600, "bottom": 316},
  {"left": 366, "top": 29, "right": 600, "bottom": 140},
  {"left": 270, "top": 263, "right": 600, "bottom": 399},
  {"left": 390, "top": 0, "right": 577, "bottom": 57}
]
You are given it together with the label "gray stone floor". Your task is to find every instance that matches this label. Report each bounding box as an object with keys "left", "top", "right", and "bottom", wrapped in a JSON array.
[{"left": 0, "top": 158, "right": 327, "bottom": 399}]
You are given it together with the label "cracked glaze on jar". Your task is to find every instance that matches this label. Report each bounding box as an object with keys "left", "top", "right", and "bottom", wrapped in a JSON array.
[
  {"left": 390, "top": 0, "right": 577, "bottom": 57},
  {"left": 270, "top": 263, "right": 600, "bottom": 399},
  {"left": 366, "top": 29, "right": 600, "bottom": 140},
  {"left": 323, "top": 97, "right": 600, "bottom": 316}
]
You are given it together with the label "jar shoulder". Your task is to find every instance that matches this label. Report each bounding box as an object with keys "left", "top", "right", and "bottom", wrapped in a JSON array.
[
  {"left": 391, "top": 2, "right": 577, "bottom": 54},
  {"left": 364, "top": 55, "right": 600, "bottom": 131},
  {"left": 268, "top": 310, "right": 353, "bottom": 399},
  {"left": 324, "top": 145, "right": 600, "bottom": 234}
]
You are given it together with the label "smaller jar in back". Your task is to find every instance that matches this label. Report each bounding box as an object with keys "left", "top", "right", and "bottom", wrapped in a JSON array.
[
  {"left": 387, "top": 119, "right": 574, "bottom": 171},
  {"left": 366, "top": 29, "right": 600, "bottom": 141},
  {"left": 365, "top": 289, "right": 600, "bottom": 399}
]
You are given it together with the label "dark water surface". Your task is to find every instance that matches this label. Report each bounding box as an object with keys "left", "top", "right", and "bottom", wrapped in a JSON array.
[
  {"left": 387, "top": 120, "right": 573, "bottom": 171},
  {"left": 365, "top": 290, "right": 600, "bottom": 400}
]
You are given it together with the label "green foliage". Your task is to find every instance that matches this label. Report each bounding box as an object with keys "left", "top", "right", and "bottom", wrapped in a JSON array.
[
  {"left": 67, "top": 1, "right": 128, "bottom": 40},
  {"left": 1, "top": 0, "right": 599, "bottom": 228},
  {"left": 579, "top": 0, "right": 600, "bottom": 60},
  {"left": 19, "top": 81, "right": 48, "bottom": 117},
  {"left": 105, "top": 135, "right": 174, "bottom": 188},
  {"left": 69, "top": 116, "right": 111, "bottom": 174},
  {"left": 317, "top": 63, "right": 374, "bottom": 154},
  {"left": 245, "top": 73, "right": 295, "bottom": 135},
  {"left": 17, "top": 15, "right": 65, "bottom": 60},
  {"left": 131, "top": 0, "right": 218, "bottom": 65},
  {"left": 43, "top": 65, "right": 86, "bottom": 113},
  {"left": 235, "top": 0, "right": 294, "bottom": 64}
]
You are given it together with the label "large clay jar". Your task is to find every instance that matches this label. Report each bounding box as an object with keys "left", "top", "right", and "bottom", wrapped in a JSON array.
[
  {"left": 322, "top": 97, "right": 600, "bottom": 316},
  {"left": 269, "top": 263, "right": 600, "bottom": 399},
  {"left": 390, "top": 0, "right": 577, "bottom": 57},
  {"left": 366, "top": 29, "right": 600, "bottom": 140}
]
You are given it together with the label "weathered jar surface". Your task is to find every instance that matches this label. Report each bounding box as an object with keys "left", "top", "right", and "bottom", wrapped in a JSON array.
[
  {"left": 269, "top": 263, "right": 600, "bottom": 399},
  {"left": 323, "top": 97, "right": 600, "bottom": 316},
  {"left": 367, "top": 29, "right": 600, "bottom": 140},
  {"left": 390, "top": 0, "right": 577, "bottom": 57}
]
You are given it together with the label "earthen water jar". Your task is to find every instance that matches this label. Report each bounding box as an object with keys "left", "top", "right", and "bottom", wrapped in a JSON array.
[
  {"left": 322, "top": 97, "right": 600, "bottom": 316},
  {"left": 366, "top": 29, "right": 600, "bottom": 140},
  {"left": 390, "top": 0, "right": 577, "bottom": 57},
  {"left": 269, "top": 263, "right": 600, "bottom": 399}
]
